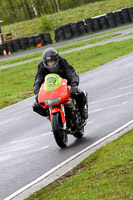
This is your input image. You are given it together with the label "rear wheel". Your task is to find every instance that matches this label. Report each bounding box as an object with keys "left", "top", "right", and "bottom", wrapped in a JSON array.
[
  {"left": 73, "top": 127, "right": 84, "bottom": 139},
  {"left": 52, "top": 112, "right": 68, "bottom": 148}
]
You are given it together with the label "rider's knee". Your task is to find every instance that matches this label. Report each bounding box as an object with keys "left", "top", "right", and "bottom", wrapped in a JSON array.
[{"left": 33, "top": 102, "right": 48, "bottom": 117}]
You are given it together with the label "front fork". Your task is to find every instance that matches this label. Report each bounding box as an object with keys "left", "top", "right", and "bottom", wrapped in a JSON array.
[{"left": 49, "top": 105, "right": 66, "bottom": 125}]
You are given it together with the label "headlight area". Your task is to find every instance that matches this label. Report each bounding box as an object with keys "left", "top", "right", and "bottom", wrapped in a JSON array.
[{"left": 44, "top": 97, "right": 61, "bottom": 106}]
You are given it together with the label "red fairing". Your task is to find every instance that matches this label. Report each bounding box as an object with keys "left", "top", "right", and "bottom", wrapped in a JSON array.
[
  {"left": 38, "top": 79, "right": 71, "bottom": 109},
  {"left": 50, "top": 108, "right": 65, "bottom": 124}
]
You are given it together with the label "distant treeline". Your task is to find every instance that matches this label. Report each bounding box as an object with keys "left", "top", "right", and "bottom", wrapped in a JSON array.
[{"left": 0, "top": 0, "right": 104, "bottom": 25}]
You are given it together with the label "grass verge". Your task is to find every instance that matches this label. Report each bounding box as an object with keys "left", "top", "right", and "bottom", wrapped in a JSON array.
[
  {"left": 0, "top": 38, "right": 133, "bottom": 109},
  {"left": 56, "top": 34, "right": 121, "bottom": 52},
  {"left": 25, "top": 129, "right": 133, "bottom": 200}
]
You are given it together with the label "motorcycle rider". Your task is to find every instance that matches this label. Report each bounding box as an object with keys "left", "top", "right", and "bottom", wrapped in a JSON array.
[{"left": 33, "top": 47, "right": 88, "bottom": 119}]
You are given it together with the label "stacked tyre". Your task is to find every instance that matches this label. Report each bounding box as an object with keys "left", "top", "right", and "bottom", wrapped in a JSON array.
[
  {"left": 19, "top": 37, "right": 29, "bottom": 50},
  {"left": 92, "top": 18, "right": 101, "bottom": 31},
  {"left": 54, "top": 29, "right": 59, "bottom": 42},
  {"left": 121, "top": 8, "right": 131, "bottom": 23},
  {"left": 6, "top": 41, "right": 14, "bottom": 53},
  {"left": 70, "top": 23, "right": 80, "bottom": 37},
  {"left": 61, "top": 24, "right": 73, "bottom": 39},
  {"left": 106, "top": 12, "right": 116, "bottom": 27},
  {"left": 77, "top": 20, "right": 86, "bottom": 35},
  {"left": 0, "top": 43, "right": 7, "bottom": 55},
  {"left": 99, "top": 15, "right": 109, "bottom": 29},
  {"left": 12, "top": 39, "right": 21, "bottom": 52},
  {"left": 84, "top": 18, "right": 94, "bottom": 33},
  {"left": 28, "top": 36, "right": 35, "bottom": 48},
  {"left": 33, "top": 34, "right": 43, "bottom": 46},
  {"left": 113, "top": 11, "right": 123, "bottom": 26},
  {"left": 0, "top": 44, "right": 3, "bottom": 55},
  {"left": 44, "top": 33, "right": 52, "bottom": 44},
  {"left": 54, "top": 27, "right": 65, "bottom": 42},
  {"left": 128, "top": 7, "right": 133, "bottom": 22}
]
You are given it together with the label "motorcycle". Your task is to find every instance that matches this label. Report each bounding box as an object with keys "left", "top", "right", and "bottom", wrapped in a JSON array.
[{"left": 38, "top": 73, "right": 88, "bottom": 148}]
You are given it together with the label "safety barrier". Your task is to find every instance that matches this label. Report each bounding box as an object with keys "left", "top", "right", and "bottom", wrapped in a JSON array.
[
  {"left": 0, "top": 32, "right": 52, "bottom": 56},
  {"left": 54, "top": 6, "right": 133, "bottom": 42}
]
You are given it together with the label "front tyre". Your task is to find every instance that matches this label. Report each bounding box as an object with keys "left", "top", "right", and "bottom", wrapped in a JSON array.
[{"left": 52, "top": 112, "right": 68, "bottom": 148}]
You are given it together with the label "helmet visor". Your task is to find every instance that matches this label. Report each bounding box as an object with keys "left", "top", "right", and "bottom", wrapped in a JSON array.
[
  {"left": 43, "top": 58, "right": 59, "bottom": 70},
  {"left": 47, "top": 60, "right": 55, "bottom": 68}
]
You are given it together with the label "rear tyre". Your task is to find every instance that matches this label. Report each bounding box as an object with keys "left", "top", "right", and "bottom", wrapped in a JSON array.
[
  {"left": 73, "top": 127, "right": 84, "bottom": 139},
  {"left": 52, "top": 112, "right": 68, "bottom": 148}
]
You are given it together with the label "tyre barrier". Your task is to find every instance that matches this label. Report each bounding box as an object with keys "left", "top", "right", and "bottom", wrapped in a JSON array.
[
  {"left": 106, "top": 12, "right": 116, "bottom": 27},
  {"left": 54, "top": 6, "right": 133, "bottom": 42},
  {"left": 92, "top": 17, "right": 101, "bottom": 31},
  {"left": 61, "top": 24, "right": 73, "bottom": 39},
  {"left": 12, "top": 39, "right": 21, "bottom": 52},
  {"left": 19, "top": 37, "right": 29, "bottom": 50},
  {"left": 28, "top": 36, "right": 35, "bottom": 47},
  {"left": 128, "top": 7, "right": 133, "bottom": 22},
  {"left": 33, "top": 34, "right": 42, "bottom": 46},
  {"left": 6, "top": 41, "right": 14, "bottom": 53},
  {"left": 77, "top": 20, "right": 86, "bottom": 35},
  {"left": 121, "top": 8, "right": 131, "bottom": 23},
  {"left": 0, "top": 32, "right": 52, "bottom": 56},
  {"left": 99, "top": 15, "right": 109, "bottom": 29},
  {"left": 114, "top": 11, "right": 123, "bottom": 26},
  {"left": 41, "top": 33, "right": 52, "bottom": 45},
  {"left": 84, "top": 18, "right": 94, "bottom": 32},
  {"left": 0, "top": 43, "right": 7, "bottom": 55},
  {"left": 54, "top": 27, "right": 65, "bottom": 42},
  {"left": 70, "top": 23, "right": 80, "bottom": 37}
]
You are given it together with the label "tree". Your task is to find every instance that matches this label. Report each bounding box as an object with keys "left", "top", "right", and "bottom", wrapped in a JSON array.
[
  {"left": 30, "top": 0, "right": 38, "bottom": 17},
  {"left": 14, "top": 0, "right": 24, "bottom": 21},
  {"left": 55, "top": 0, "right": 60, "bottom": 12},
  {"left": 24, "top": 0, "right": 33, "bottom": 19}
]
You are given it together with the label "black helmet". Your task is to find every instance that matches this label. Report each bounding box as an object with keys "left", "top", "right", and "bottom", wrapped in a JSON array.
[{"left": 42, "top": 47, "right": 59, "bottom": 70}]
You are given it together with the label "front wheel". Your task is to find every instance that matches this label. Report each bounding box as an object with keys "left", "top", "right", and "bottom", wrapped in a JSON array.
[{"left": 52, "top": 112, "right": 68, "bottom": 148}]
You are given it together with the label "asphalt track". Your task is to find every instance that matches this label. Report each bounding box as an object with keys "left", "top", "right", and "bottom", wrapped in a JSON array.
[{"left": 1, "top": 52, "right": 133, "bottom": 199}]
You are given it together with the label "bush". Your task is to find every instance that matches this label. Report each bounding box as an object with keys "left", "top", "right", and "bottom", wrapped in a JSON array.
[{"left": 40, "top": 14, "right": 52, "bottom": 32}]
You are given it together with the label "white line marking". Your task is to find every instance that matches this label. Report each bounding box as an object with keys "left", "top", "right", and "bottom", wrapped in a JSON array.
[
  {"left": 0, "top": 145, "right": 32, "bottom": 154},
  {"left": 10, "top": 132, "right": 51, "bottom": 144},
  {"left": 89, "top": 102, "right": 128, "bottom": 113},
  {"left": 119, "top": 84, "right": 133, "bottom": 89},
  {"left": 4, "top": 120, "right": 133, "bottom": 200},
  {"left": 87, "top": 121, "right": 94, "bottom": 125},
  {"left": 0, "top": 156, "right": 11, "bottom": 162},
  {"left": 0, "top": 146, "right": 49, "bottom": 162},
  {"left": 12, "top": 146, "right": 49, "bottom": 157},
  {"left": 90, "top": 92, "right": 133, "bottom": 104}
]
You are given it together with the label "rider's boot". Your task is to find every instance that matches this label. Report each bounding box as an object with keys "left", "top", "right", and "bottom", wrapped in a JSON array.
[{"left": 33, "top": 102, "right": 49, "bottom": 117}]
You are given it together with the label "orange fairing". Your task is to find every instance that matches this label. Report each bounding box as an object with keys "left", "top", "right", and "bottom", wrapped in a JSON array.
[{"left": 51, "top": 108, "right": 65, "bottom": 124}]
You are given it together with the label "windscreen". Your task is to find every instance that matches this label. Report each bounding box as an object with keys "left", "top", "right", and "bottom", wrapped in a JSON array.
[{"left": 44, "top": 73, "right": 62, "bottom": 92}]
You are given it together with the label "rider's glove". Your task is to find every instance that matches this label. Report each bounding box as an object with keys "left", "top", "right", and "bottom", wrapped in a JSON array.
[{"left": 69, "top": 85, "right": 79, "bottom": 94}]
